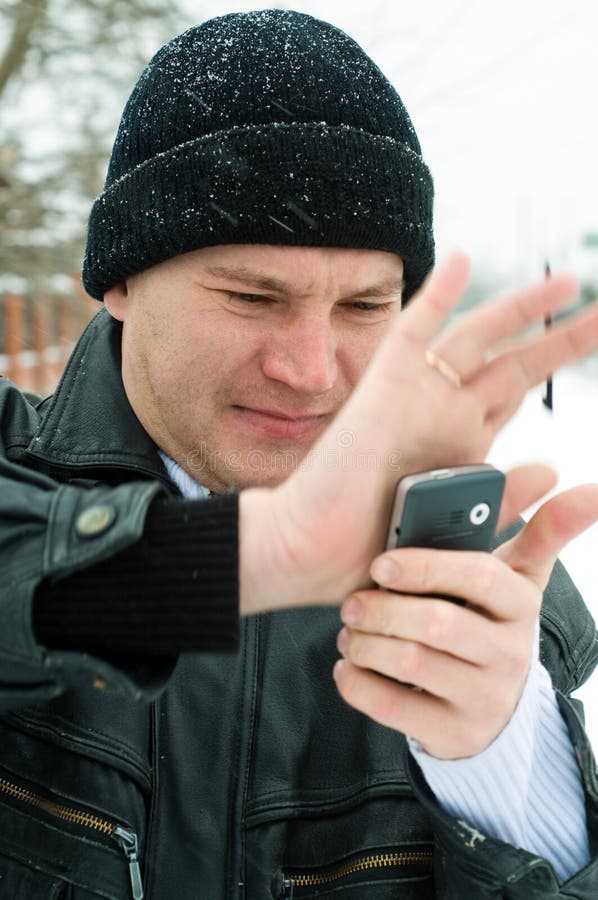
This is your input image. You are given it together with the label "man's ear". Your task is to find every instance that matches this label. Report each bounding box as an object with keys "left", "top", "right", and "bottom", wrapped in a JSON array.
[{"left": 103, "top": 282, "right": 128, "bottom": 322}]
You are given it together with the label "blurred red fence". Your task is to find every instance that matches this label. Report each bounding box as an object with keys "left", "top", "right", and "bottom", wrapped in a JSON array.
[{"left": 0, "top": 287, "right": 98, "bottom": 397}]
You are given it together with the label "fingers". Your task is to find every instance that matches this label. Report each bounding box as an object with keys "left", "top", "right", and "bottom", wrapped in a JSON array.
[
  {"left": 473, "top": 302, "right": 598, "bottom": 427},
  {"left": 332, "top": 655, "right": 524, "bottom": 760},
  {"left": 332, "top": 659, "right": 456, "bottom": 753},
  {"left": 431, "top": 273, "right": 579, "bottom": 381},
  {"left": 332, "top": 509, "right": 567, "bottom": 757},
  {"left": 335, "top": 551, "right": 539, "bottom": 757},
  {"left": 337, "top": 627, "right": 484, "bottom": 702},
  {"left": 377, "top": 255, "right": 590, "bottom": 416},
  {"left": 340, "top": 591, "right": 517, "bottom": 666},
  {"left": 366, "top": 545, "right": 540, "bottom": 621},
  {"left": 386, "top": 259, "right": 594, "bottom": 469},
  {"left": 495, "top": 483, "right": 598, "bottom": 588},
  {"left": 389, "top": 251, "right": 471, "bottom": 350}
]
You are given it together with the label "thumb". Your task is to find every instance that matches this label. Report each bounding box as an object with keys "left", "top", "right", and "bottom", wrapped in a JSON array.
[
  {"left": 496, "top": 463, "right": 557, "bottom": 532},
  {"left": 494, "top": 483, "right": 598, "bottom": 590}
]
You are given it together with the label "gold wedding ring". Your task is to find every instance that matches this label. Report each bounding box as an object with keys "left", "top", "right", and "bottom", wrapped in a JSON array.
[{"left": 425, "top": 349, "right": 463, "bottom": 388}]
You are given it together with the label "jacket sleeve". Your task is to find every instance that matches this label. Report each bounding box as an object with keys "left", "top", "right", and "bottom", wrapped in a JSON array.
[
  {"left": 0, "top": 446, "right": 172, "bottom": 711},
  {"left": 405, "top": 559, "right": 598, "bottom": 899},
  {"left": 33, "top": 492, "right": 240, "bottom": 656}
]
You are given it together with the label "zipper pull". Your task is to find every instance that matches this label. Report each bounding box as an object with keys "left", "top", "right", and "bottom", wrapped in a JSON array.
[
  {"left": 113, "top": 826, "right": 144, "bottom": 900},
  {"left": 280, "top": 875, "right": 294, "bottom": 899}
]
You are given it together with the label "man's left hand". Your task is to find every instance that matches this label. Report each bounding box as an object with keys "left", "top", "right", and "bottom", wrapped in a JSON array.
[{"left": 333, "top": 483, "right": 598, "bottom": 759}]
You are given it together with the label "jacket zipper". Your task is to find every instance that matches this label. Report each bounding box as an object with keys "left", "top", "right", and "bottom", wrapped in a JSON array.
[
  {"left": 280, "top": 848, "right": 434, "bottom": 897},
  {"left": 0, "top": 775, "right": 144, "bottom": 899}
]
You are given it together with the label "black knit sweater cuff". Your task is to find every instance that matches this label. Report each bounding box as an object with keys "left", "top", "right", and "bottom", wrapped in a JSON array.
[{"left": 33, "top": 493, "right": 239, "bottom": 655}]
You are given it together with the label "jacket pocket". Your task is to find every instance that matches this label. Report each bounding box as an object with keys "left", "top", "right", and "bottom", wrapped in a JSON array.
[
  {"left": 246, "top": 791, "right": 435, "bottom": 899},
  {"left": 278, "top": 844, "right": 433, "bottom": 898},
  {"left": 0, "top": 769, "right": 144, "bottom": 899}
]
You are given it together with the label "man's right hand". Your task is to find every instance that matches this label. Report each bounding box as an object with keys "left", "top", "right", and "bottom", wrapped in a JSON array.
[{"left": 239, "top": 252, "right": 598, "bottom": 615}]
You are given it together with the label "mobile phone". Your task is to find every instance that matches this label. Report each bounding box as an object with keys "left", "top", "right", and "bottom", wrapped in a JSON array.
[{"left": 385, "top": 464, "right": 505, "bottom": 553}]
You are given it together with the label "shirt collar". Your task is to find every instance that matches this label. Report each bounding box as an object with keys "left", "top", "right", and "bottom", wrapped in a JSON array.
[{"left": 158, "top": 452, "right": 211, "bottom": 500}]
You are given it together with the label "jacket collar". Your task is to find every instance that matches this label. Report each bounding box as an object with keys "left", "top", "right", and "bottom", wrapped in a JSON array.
[{"left": 24, "top": 308, "right": 172, "bottom": 487}]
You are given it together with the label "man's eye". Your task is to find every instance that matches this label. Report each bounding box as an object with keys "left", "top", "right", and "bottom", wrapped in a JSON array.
[
  {"left": 349, "top": 301, "right": 394, "bottom": 313},
  {"left": 228, "top": 292, "right": 267, "bottom": 304}
]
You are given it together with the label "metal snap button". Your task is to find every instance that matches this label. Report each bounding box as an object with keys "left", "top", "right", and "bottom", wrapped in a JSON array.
[{"left": 75, "top": 504, "right": 116, "bottom": 538}]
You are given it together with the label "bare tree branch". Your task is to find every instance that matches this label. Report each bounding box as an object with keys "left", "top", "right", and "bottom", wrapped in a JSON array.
[{"left": 0, "top": 0, "right": 48, "bottom": 103}]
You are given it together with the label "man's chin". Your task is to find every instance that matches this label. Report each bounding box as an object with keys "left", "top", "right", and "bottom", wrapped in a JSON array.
[
  {"left": 217, "top": 460, "right": 302, "bottom": 492},
  {"left": 184, "top": 446, "right": 307, "bottom": 492}
]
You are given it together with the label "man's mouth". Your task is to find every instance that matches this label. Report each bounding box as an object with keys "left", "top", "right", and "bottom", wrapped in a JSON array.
[{"left": 231, "top": 405, "right": 329, "bottom": 439}]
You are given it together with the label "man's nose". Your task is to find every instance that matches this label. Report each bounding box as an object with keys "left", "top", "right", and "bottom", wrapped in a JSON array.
[{"left": 260, "top": 313, "right": 338, "bottom": 395}]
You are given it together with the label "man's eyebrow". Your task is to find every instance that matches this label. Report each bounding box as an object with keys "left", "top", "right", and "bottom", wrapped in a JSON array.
[
  {"left": 202, "top": 265, "right": 293, "bottom": 294},
  {"left": 348, "top": 279, "right": 405, "bottom": 300},
  {"left": 202, "top": 265, "right": 404, "bottom": 299}
]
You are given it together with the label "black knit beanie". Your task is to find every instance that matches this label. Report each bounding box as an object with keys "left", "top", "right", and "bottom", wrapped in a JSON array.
[{"left": 83, "top": 9, "right": 434, "bottom": 302}]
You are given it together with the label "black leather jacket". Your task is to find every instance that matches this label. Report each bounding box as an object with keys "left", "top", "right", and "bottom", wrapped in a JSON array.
[{"left": 1, "top": 309, "right": 598, "bottom": 899}]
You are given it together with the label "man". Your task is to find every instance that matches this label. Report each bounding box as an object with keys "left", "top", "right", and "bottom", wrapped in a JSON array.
[{"left": 1, "top": 10, "right": 598, "bottom": 899}]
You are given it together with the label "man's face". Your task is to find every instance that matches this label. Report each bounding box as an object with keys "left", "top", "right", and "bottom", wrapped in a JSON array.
[{"left": 104, "top": 244, "right": 404, "bottom": 492}]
